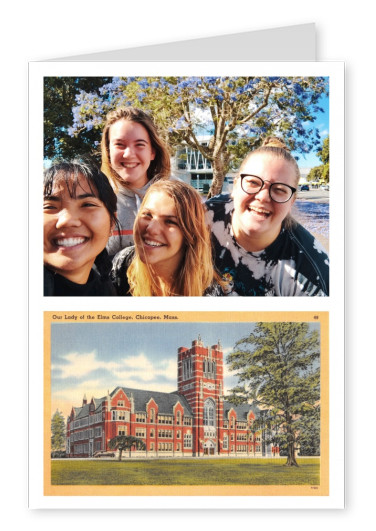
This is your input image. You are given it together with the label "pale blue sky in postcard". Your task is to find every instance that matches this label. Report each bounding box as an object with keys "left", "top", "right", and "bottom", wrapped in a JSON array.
[{"left": 51, "top": 321, "right": 320, "bottom": 418}]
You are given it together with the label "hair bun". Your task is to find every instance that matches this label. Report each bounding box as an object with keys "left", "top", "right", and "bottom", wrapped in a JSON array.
[{"left": 262, "top": 136, "right": 289, "bottom": 151}]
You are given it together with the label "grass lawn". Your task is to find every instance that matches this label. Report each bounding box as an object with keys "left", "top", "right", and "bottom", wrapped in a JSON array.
[{"left": 51, "top": 457, "right": 320, "bottom": 486}]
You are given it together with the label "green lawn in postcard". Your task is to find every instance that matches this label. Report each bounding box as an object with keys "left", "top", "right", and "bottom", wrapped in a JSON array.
[{"left": 51, "top": 458, "right": 320, "bottom": 485}]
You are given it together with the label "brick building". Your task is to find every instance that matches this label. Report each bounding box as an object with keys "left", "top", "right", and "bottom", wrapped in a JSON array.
[{"left": 66, "top": 336, "right": 279, "bottom": 458}]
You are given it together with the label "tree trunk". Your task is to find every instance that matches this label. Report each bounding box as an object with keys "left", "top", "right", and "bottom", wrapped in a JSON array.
[
  {"left": 207, "top": 152, "right": 229, "bottom": 198},
  {"left": 118, "top": 449, "right": 123, "bottom": 462},
  {"left": 285, "top": 439, "right": 298, "bottom": 467}
]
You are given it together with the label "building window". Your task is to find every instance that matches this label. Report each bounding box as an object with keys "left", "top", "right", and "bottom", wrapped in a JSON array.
[
  {"left": 158, "top": 415, "right": 173, "bottom": 425},
  {"left": 149, "top": 409, "right": 155, "bottom": 423},
  {"left": 237, "top": 445, "right": 247, "bottom": 452},
  {"left": 136, "top": 413, "right": 146, "bottom": 423},
  {"left": 158, "top": 443, "right": 173, "bottom": 452},
  {"left": 118, "top": 426, "right": 127, "bottom": 436},
  {"left": 184, "top": 417, "right": 192, "bottom": 426},
  {"left": 158, "top": 430, "right": 173, "bottom": 438},
  {"left": 182, "top": 358, "right": 193, "bottom": 380},
  {"left": 135, "top": 428, "right": 146, "bottom": 438},
  {"left": 184, "top": 433, "right": 192, "bottom": 448},
  {"left": 223, "top": 435, "right": 228, "bottom": 450},
  {"left": 117, "top": 401, "right": 124, "bottom": 407},
  {"left": 203, "top": 359, "right": 216, "bottom": 379},
  {"left": 203, "top": 399, "right": 215, "bottom": 427},
  {"left": 176, "top": 411, "right": 182, "bottom": 425},
  {"left": 112, "top": 410, "right": 129, "bottom": 421}
]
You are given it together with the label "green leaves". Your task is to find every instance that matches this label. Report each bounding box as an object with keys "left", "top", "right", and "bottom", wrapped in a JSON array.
[
  {"left": 51, "top": 409, "right": 66, "bottom": 452},
  {"left": 44, "top": 76, "right": 328, "bottom": 196},
  {"left": 227, "top": 322, "right": 321, "bottom": 464}
]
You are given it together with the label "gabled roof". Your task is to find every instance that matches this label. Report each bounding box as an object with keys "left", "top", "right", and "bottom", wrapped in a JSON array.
[
  {"left": 112, "top": 386, "right": 193, "bottom": 416},
  {"left": 223, "top": 401, "right": 259, "bottom": 421},
  {"left": 74, "top": 403, "right": 90, "bottom": 419}
]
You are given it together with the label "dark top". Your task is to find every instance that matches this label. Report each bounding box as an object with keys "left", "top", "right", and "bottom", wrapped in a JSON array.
[
  {"left": 206, "top": 194, "right": 329, "bottom": 296},
  {"left": 44, "top": 266, "right": 117, "bottom": 296}
]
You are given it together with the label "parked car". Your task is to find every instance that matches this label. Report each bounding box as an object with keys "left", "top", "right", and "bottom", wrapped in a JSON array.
[
  {"left": 300, "top": 184, "right": 310, "bottom": 191},
  {"left": 93, "top": 451, "right": 115, "bottom": 458}
]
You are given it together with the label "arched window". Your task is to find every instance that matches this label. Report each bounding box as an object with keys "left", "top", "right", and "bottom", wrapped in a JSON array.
[{"left": 203, "top": 399, "right": 216, "bottom": 427}]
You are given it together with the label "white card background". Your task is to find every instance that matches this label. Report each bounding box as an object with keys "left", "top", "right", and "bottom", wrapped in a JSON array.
[{"left": 29, "top": 59, "right": 344, "bottom": 510}]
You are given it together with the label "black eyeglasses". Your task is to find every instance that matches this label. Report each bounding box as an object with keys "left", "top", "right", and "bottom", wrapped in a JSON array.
[{"left": 240, "top": 174, "right": 296, "bottom": 203}]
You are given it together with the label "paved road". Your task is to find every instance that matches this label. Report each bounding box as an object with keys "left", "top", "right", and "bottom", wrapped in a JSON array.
[
  {"left": 293, "top": 190, "right": 329, "bottom": 251},
  {"left": 296, "top": 189, "right": 329, "bottom": 203}
]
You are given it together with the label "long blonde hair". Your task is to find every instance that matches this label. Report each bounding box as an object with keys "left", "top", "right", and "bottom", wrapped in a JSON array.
[
  {"left": 127, "top": 180, "right": 218, "bottom": 296},
  {"left": 100, "top": 107, "right": 171, "bottom": 191}
]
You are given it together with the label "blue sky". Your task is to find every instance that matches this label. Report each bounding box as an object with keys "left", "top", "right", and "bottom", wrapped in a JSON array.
[
  {"left": 295, "top": 93, "right": 329, "bottom": 169},
  {"left": 51, "top": 321, "right": 320, "bottom": 419}
]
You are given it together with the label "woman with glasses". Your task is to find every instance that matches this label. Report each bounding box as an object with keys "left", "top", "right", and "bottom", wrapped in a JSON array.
[{"left": 206, "top": 137, "right": 329, "bottom": 296}]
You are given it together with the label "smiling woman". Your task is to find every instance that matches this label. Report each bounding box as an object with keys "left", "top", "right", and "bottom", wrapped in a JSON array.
[
  {"left": 43, "top": 159, "right": 119, "bottom": 296},
  {"left": 101, "top": 107, "right": 171, "bottom": 257},
  {"left": 206, "top": 137, "right": 329, "bottom": 296},
  {"left": 111, "top": 180, "right": 223, "bottom": 296}
]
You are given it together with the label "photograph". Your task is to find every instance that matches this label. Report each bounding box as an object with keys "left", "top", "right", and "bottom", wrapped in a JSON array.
[{"left": 43, "top": 75, "right": 330, "bottom": 297}]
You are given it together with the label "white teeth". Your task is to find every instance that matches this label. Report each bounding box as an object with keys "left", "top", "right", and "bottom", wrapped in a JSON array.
[
  {"left": 56, "top": 237, "right": 86, "bottom": 247},
  {"left": 122, "top": 163, "right": 138, "bottom": 168},
  {"left": 144, "top": 239, "right": 164, "bottom": 247},
  {"left": 250, "top": 207, "right": 270, "bottom": 216}
]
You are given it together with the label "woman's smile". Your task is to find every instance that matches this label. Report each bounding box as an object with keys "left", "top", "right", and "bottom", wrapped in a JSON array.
[
  {"left": 43, "top": 175, "right": 112, "bottom": 284},
  {"left": 135, "top": 191, "right": 185, "bottom": 277},
  {"left": 232, "top": 154, "right": 296, "bottom": 251},
  {"left": 109, "top": 120, "right": 155, "bottom": 189}
]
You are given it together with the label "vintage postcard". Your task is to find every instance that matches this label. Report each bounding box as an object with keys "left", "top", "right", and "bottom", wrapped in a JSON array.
[{"left": 44, "top": 311, "right": 329, "bottom": 504}]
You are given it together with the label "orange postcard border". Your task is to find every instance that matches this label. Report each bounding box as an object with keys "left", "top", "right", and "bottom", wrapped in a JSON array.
[{"left": 44, "top": 311, "right": 329, "bottom": 497}]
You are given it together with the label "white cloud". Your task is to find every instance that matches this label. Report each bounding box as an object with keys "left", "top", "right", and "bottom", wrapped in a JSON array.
[
  {"left": 52, "top": 351, "right": 119, "bottom": 379},
  {"left": 53, "top": 350, "right": 177, "bottom": 391}
]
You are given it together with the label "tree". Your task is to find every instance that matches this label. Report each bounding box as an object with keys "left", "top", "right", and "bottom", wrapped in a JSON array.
[
  {"left": 307, "top": 136, "right": 329, "bottom": 183},
  {"left": 51, "top": 410, "right": 66, "bottom": 452},
  {"left": 44, "top": 76, "right": 112, "bottom": 161},
  {"left": 296, "top": 404, "right": 321, "bottom": 456},
  {"left": 226, "top": 322, "right": 320, "bottom": 467},
  {"left": 61, "top": 76, "right": 328, "bottom": 197},
  {"left": 108, "top": 435, "right": 146, "bottom": 461}
]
